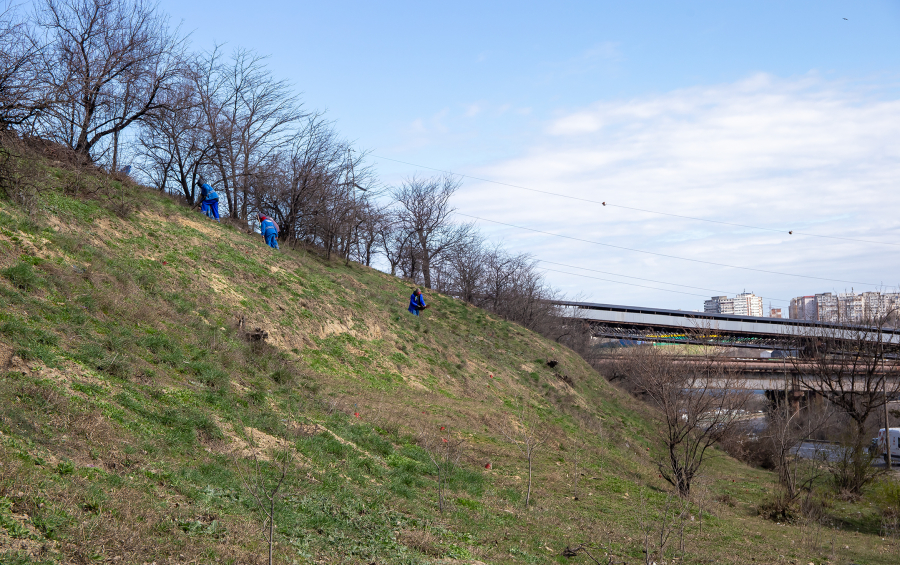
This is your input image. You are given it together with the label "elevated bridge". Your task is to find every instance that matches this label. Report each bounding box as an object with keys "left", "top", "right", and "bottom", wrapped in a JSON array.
[
  {"left": 553, "top": 300, "right": 900, "bottom": 351},
  {"left": 597, "top": 357, "right": 900, "bottom": 390}
]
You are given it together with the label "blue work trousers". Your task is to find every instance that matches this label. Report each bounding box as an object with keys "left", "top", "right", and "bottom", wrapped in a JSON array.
[
  {"left": 264, "top": 232, "right": 279, "bottom": 249},
  {"left": 203, "top": 199, "right": 220, "bottom": 221}
]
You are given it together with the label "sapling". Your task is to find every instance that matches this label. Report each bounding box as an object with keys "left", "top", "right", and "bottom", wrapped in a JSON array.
[
  {"left": 418, "top": 424, "right": 464, "bottom": 513},
  {"left": 637, "top": 489, "right": 689, "bottom": 565},
  {"left": 236, "top": 431, "right": 294, "bottom": 565},
  {"left": 498, "top": 394, "right": 548, "bottom": 507}
]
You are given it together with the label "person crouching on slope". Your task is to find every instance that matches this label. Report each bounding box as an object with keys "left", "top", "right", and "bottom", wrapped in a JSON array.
[
  {"left": 408, "top": 288, "right": 428, "bottom": 316},
  {"left": 197, "top": 178, "right": 220, "bottom": 221},
  {"left": 259, "top": 214, "right": 280, "bottom": 249}
]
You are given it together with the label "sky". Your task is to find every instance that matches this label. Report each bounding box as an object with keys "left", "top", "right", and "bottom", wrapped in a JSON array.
[{"left": 152, "top": 0, "right": 900, "bottom": 312}]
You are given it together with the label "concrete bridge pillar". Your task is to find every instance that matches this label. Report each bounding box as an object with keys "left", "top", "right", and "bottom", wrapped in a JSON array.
[{"left": 765, "top": 389, "right": 818, "bottom": 414}]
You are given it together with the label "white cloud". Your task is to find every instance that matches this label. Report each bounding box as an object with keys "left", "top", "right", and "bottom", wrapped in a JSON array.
[
  {"left": 454, "top": 74, "right": 900, "bottom": 309},
  {"left": 408, "top": 118, "right": 426, "bottom": 134},
  {"left": 464, "top": 103, "right": 482, "bottom": 117},
  {"left": 581, "top": 41, "right": 621, "bottom": 62}
]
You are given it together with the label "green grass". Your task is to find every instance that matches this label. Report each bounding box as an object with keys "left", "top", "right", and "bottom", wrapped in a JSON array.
[{"left": 0, "top": 158, "right": 898, "bottom": 563}]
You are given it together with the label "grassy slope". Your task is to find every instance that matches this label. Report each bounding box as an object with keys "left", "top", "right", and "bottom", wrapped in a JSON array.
[{"left": 0, "top": 164, "right": 896, "bottom": 564}]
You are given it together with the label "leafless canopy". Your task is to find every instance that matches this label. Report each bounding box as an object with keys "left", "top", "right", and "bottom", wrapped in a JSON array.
[
  {"left": 32, "top": 0, "right": 187, "bottom": 163},
  {"left": 138, "top": 75, "right": 210, "bottom": 201},
  {"left": 789, "top": 313, "right": 900, "bottom": 492},
  {"left": 792, "top": 314, "right": 900, "bottom": 437},
  {"left": 0, "top": 2, "right": 44, "bottom": 130},
  {"left": 392, "top": 173, "right": 473, "bottom": 289},
  {"left": 619, "top": 344, "right": 751, "bottom": 497},
  {"left": 195, "top": 46, "right": 305, "bottom": 219}
]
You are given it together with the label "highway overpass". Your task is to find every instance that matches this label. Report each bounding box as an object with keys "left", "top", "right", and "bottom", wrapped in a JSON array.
[{"left": 553, "top": 300, "right": 900, "bottom": 351}]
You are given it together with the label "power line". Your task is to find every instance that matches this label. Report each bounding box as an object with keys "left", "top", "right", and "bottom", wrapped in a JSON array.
[
  {"left": 455, "top": 211, "right": 882, "bottom": 287},
  {"left": 537, "top": 267, "right": 730, "bottom": 300},
  {"left": 372, "top": 154, "right": 900, "bottom": 248},
  {"left": 535, "top": 259, "right": 790, "bottom": 302}
]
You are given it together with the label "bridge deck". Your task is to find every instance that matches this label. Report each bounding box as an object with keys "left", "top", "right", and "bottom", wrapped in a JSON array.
[{"left": 553, "top": 300, "right": 900, "bottom": 349}]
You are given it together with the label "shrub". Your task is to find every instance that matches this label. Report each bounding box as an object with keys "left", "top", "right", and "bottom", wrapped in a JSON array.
[
  {"left": 97, "top": 352, "right": 131, "bottom": 379},
  {"left": 270, "top": 368, "right": 294, "bottom": 385},
  {"left": 719, "top": 434, "right": 776, "bottom": 470},
  {"left": 1, "top": 261, "right": 40, "bottom": 291}
]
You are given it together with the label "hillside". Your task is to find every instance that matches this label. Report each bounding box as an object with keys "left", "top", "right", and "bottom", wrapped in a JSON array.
[{"left": 0, "top": 160, "right": 896, "bottom": 564}]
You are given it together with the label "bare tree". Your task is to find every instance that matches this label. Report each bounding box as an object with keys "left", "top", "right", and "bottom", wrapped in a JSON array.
[
  {"left": 236, "top": 433, "right": 294, "bottom": 565},
  {"left": 791, "top": 313, "right": 900, "bottom": 493},
  {"left": 418, "top": 425, "right": 464, "bottom": 513},
  {"left": 620, "top": 344, "right": 751, "bottom": 497},
  {"left": 393, "top": 173, "right": 473, "bottom": 289},
  {"left": 32, "top": 0, "right": 186, "bottom": 163},
  {"left": 266, "top": 114, "right": 345, "bottom": 246},
  {"left": 430, "top": 232, "right": 566, "bottom": 335},
  {"left": 379, "top": 215, "right": 415, "bottom": 277},
  {"left": 196, "top": 46, "right": 304, "bottom": 219},
  {"left": 138, "top": 75, "right": 212, "bottom": 201},
  {"left": 479, "top": 249, "right": 560, "bottom": 333},
  {"left": 0, "top": 2, "right": 44, "bottom": 130},
  {"left": 353, "top": 200, "right": 389, "bottom": 267},
  {"left": 309, "top": 148, "right": 374, "bottom": 260},
  {"left": 498, "top": 394, "right": 548, "bottom": 507},
  {"left": 439, "top": 231, "right": 486, "bottom": 302},
  {"left": 765, "top": 403, "right": 833, "bottom": 504}
]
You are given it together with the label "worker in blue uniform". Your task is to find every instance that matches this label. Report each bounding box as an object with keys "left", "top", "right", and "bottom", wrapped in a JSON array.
[
  {"left": 408, "top": 288, "right": 428, "bottom": 315},
  {"left": 198, "top": 178, "right": 220, "bottom": 221},
  {"left": 259, "top": 214, "right": 279, "bottom": 249}
]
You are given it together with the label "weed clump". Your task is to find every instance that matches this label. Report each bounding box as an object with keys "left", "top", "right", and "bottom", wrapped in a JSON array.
[{"left": 2, "top": 261, "right": 41, "bottom": 291}]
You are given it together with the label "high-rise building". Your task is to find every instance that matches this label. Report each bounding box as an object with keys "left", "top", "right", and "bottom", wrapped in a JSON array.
[
  {"left": 839, "top": 292, "right": 864, "bottom": 322},
  {"left": 789, "top": 296, "right": 818, "bottom": 321},
  {"left": 704, "top": 296, "right": 734, "bottom": 315},
  {"left": 733, "top": 292, "right": 764, "bottom": 317},
  {"left": 790, "top": 291, "right": 900, "bottom": 324},
  {"left": 815, "top": 293, "right": 838, "bottom": 323},
  {"left": 704, "top": 293, "right": 762, "bottom": 316}
]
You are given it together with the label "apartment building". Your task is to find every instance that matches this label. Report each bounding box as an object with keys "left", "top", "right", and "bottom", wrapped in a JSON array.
[
  {"left": 790, "top": 291, "right": 900, "bottom": 323},
  {"left": 789, "top": 296, "right": 818, "bottom": 321},
  {"left": 704, "top": 293, "right": 762, "bottom": 317},
  {"left": 815, "top": 293, "right": 838, "bottom": 323},
  {"left": 704, "top": 296, "right": 734, "bottom": 315},
  {"left": 733, "top": 292, "right": 764, "bottom": 317}
]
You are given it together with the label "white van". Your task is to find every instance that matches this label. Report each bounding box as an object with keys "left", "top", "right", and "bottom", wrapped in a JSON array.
[{"left": 875, "top": 428, "right": 900, "bottom": 462}]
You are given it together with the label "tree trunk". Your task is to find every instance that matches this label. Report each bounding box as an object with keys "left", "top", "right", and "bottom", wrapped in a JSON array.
[
  {"left": 525, "top": 452, "right": 533, "bottom": 507},
  {"left": 418, "top": 232, "right": 432, "bottom": 288},
  {"left": 268, "top": 500, "right": 275, "bottom": 565}
]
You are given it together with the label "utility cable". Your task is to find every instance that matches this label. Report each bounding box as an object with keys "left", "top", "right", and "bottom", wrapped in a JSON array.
[
  {"left": 535, "top": 259, "right": 790, "bottom": 302},
  {"left": 373, "top": 154, "right": 900, "bottom": 248},
  {"left": 537, "top": 266, "right": 730, "bottom": 300},
  {"left": 455, "top": 211, "right": 882, "bottom": 288}
]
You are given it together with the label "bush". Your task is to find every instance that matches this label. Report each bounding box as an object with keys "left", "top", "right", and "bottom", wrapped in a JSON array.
[
  {"left": 720, "top": 433, "right": 776, "bottom": 469},
  {"left": 757, "top": 489, "right": 796, "bottom": 522},
  {"left": 2, "top": 262, "right": 41, "bottom": 291}
]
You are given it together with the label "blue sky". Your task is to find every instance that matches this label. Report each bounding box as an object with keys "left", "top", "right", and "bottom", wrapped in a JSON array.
[{"left": 156, "top": 0, "right": 900, "bottom": 311}]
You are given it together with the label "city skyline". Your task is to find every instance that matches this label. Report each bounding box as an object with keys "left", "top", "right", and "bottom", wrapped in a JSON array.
[{"left": 702, "top": 289, "right": 900, "bottom": 321}]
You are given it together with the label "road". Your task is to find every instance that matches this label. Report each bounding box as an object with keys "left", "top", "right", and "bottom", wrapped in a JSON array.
[{"left": 793, "top": 441, "right": 900, "bottom": 467}]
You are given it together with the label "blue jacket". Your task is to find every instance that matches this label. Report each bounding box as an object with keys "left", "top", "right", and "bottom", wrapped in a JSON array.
[
  {"left": 408, "top": 292, "right": 426, "bottom": 315},
  {"left": 200, "top": 183, "right": 218, "bottom": 201},
  {"left": 261, "top": 218, "right": 278, "bottom": 236}
]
